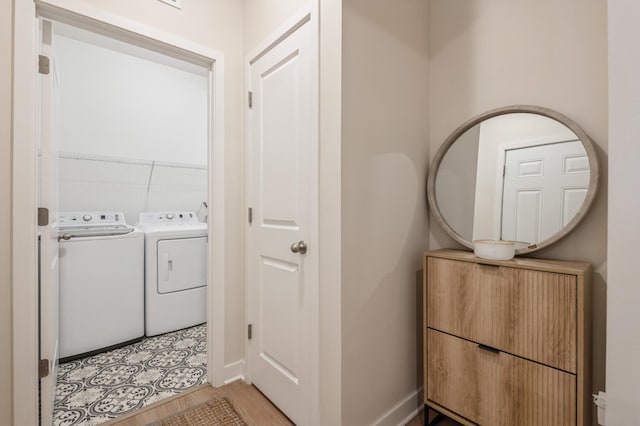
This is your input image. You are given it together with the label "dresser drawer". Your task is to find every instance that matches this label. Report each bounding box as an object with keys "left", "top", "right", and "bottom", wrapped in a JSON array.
[
  {"left": 426, "top": 329, "right": 576, "bottom": 426},
  {"left": 427, "top": 257, "right": 577, "bottom": 372}
]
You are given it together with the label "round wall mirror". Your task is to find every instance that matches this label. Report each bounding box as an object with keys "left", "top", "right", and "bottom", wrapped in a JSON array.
[{"left": 427, "top": 105, "right": 599, "bottom": 255}]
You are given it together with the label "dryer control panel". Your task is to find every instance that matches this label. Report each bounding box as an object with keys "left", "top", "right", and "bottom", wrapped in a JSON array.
[{"left": 138, "top": 211, "right": 200, "bottom": 225}]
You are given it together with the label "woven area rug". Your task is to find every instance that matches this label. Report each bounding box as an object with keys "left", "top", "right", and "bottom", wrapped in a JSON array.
[{"left": 150, "top": 397, "right": 247, "bottom": 426}]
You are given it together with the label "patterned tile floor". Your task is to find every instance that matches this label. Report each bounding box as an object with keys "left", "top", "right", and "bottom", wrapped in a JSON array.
[{"left": 52, "top": 324, "right": 207, "bottom": 426}]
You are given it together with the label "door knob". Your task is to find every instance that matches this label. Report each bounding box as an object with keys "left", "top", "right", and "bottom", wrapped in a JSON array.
[{"left": 290, "top": 240, "right": 307, "bottom": 254}]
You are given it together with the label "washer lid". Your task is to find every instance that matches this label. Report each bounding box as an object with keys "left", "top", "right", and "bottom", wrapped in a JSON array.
[{"left": 58, "top": 225, "right": 134, "bottom": 238}]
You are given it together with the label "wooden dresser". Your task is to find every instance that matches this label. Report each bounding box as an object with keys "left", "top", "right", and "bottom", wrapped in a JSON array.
[{"left": 423, "top": 249, "right": 592, "bottom": 426}]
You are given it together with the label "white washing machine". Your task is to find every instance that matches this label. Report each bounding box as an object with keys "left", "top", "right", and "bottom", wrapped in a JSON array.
[
  {"left": 58, "top": 212, "right": 144, "bottom": 362},
  {"left": 136, "top": 211, "right": 207, "bottom": 336}
]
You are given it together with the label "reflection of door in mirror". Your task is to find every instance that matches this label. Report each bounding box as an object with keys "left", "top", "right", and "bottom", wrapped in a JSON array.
[
  {"left": 501, "top": 141, "right": 590, "bottom": 243},
  {"left": 429, "top": 106, "right": 598, "bottom": 254},
  {"left": 471, "top": 113, "right": 589, "bottom": 245}
]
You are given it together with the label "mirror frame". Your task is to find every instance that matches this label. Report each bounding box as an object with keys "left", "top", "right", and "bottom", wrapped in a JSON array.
[{"left": 427, "top": 105, "right": 599, "bottom": 255}]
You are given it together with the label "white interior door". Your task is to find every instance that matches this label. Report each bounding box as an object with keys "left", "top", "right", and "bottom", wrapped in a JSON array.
[
  {"left": 501, "top": 140, "right": 590, "bottom": 243},
  {"left": 38, "top": 19, "right": 60, "bottom": 426},
  {"left": 247, "top": 17, "right": 316, "bottom": 426}
]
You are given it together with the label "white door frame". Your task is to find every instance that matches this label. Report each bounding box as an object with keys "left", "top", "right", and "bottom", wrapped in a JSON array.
[
  {"left": 244, "top": 7, "right": 320, "bottom": 425},
  {"left": 12, "top": 1, "right": 226, "bottom": 423}
]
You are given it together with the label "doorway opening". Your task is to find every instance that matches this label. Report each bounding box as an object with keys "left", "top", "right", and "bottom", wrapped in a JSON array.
[{"left": 35, "top": 13, "right": 224, "bottom": 426}]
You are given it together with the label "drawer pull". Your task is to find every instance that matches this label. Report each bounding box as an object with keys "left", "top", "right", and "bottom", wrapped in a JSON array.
[
  {"left": 478, "top": 262, "right": 499, "bottom": 268},
  {"left": 478, "top": 343, "right": 500, "bottom": 354}
]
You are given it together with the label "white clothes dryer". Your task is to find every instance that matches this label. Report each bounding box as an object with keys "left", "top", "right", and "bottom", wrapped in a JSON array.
[
  {"left": 58, "top": 212, "right": 144, "bottom": 362},
  {"left": 136, "top": 211, "right": 207, "bottom": 336}
]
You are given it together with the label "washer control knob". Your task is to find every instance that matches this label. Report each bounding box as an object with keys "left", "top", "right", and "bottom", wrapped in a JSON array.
[
  {"left": 166, "top": 213, "right": 174, "bottom": 220},
  {"left": 83, "top": 214, "right": 92, "bottom": 222}
]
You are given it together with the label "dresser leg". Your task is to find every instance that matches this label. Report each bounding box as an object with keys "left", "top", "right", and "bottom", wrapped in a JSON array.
[{"left": 425, "top": 406, "right": 445, "bottom": 426}]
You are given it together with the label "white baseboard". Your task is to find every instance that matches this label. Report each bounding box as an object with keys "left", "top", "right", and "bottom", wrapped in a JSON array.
[
  {"left": 373, "top": 387, "right": 424, "bottom": 426},
  {"left": 222, "top": 359, "right": 246, "bottom": 384}
]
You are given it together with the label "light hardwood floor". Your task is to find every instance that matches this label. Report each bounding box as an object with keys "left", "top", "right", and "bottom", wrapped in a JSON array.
[
  {"left": 106, "top": 379, "right": 461, "bottom": 426},
  {"left": 106, "top": 380, "right": 293, "bottom": 426}
]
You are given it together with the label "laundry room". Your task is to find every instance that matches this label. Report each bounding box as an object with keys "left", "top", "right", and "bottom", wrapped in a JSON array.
[{"left": 50, "top": 22, "right": 211, "bottom": 424}]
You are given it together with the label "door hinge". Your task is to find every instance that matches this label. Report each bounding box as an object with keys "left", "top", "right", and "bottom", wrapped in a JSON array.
[
  {"left": 248, "top": 324, "right": 253, "bottom": 340},
  {"left": 39, "top": 359, "right": 50, "bottom": 378},
  {"left": 248, "top": 207, "right": 253, "bottom": 224},
  {"left": 38, "top": 207, "right": 49, "bottom": 226},
  {"left": 503, "top": 165, "right": 506, "bottom": 177},
  {"left": 248, "top": 91, "right": 253, "bottom": 109},
  {"left": 38, "top": 55, "right": 50, "bottom": 75}
]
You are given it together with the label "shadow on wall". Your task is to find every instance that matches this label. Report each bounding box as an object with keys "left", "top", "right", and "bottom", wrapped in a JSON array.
[
  {"left": 58, "top": 152, "right": 207, "bottom": 224},
  {"left": 341, "top": 152, "right": 428, "bottom": 424}
]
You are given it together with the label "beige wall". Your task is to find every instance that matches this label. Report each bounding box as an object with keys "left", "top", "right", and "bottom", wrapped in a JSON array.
[
  {"left": 606, "top": 1, "right": 640, "bottom": 424},
  {"left": 341, "top": 1, "right": 429, "bottom": 424},
  {"left": 1, "top": 0, "right": 13, "bottom": 422},
  {"left": 428, "top": 1, "right": 608, "bottom": 422},
  {"left": 318, "top": 0, "right": 343, "bottom": 422},
  {"left": 67, "top": 0, "right": 245, "bottom": 364}
]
